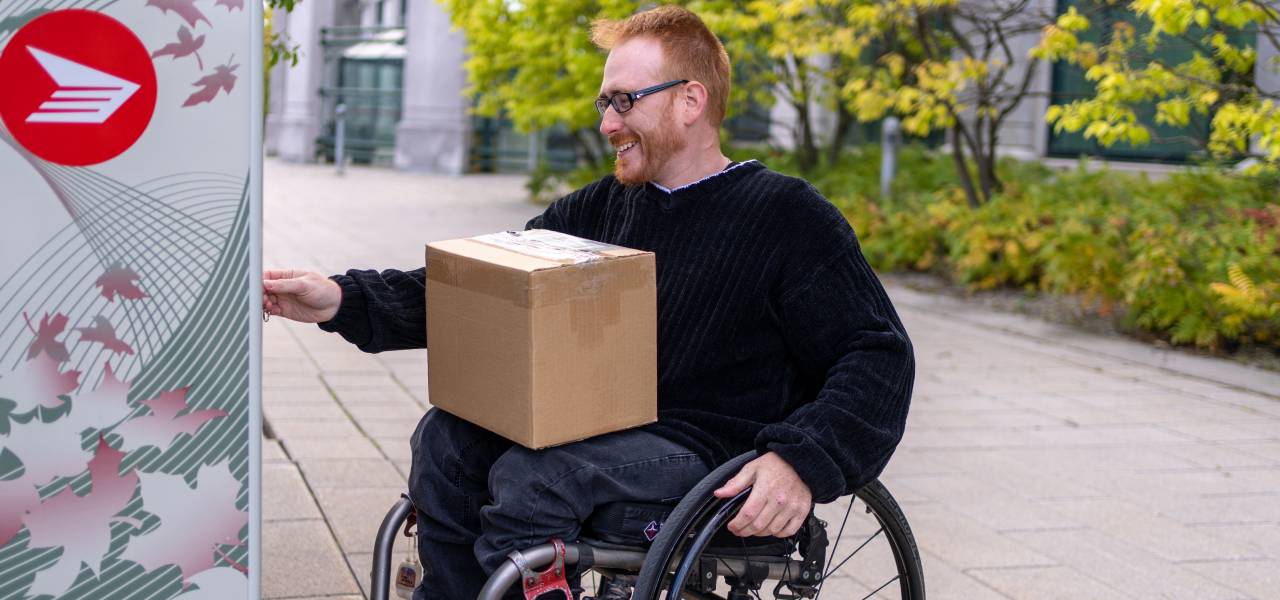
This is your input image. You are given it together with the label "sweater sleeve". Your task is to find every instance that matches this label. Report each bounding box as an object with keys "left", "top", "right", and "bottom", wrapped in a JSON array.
[
  {"left": 318, "top": 267, "right": 427, "bottom": 353},
  {"left": 754, "top": 195, "right": 915, "bottom": 503}
]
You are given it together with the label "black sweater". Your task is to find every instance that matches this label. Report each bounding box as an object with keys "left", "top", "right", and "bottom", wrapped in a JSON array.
[{"left": 320, "top": 160, "right": 914, "bottom": 502}]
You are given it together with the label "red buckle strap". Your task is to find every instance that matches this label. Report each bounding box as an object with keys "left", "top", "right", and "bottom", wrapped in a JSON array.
[{"left": 509, "top": 538, "right": 573, "bottom": 600}]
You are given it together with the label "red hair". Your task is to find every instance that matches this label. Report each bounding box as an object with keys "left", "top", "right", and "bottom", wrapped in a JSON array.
[{"left": 591, "top": 6, "right": 731, "bottom": 127}]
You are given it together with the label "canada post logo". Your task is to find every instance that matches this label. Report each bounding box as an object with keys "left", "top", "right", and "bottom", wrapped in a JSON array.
[{"left": 0, "top": 10, "right": 157, "bottom": 166}]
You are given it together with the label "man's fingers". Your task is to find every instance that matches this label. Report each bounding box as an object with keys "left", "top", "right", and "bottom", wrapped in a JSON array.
[
  {"left": 263, "top": 269, "right": 301, "bottom": 281},
  {"left": 263, "top": 277, "right": 307, "bottom": 295},
  {"left": 728, "top": 491, "right": 770, "bottom": 536},
  {"left": 748, "top": 500, "right": 784, "bottom": 537},
  {"left": 713, "top": 467, "right": 754, "bottom": 498},
  {"left": 779, "top": 514, "right": 806, "bottom": 538}
]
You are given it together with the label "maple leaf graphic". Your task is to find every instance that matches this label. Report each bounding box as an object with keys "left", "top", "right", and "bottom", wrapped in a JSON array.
[
  {"left": 152, "top": 25, "right": 205, "bottom": 71},
  {"left": 2, "top": 404, "right": 94, "bottom": 488},
  {"left": 0, "top": 353, "right": 80, "bottom": 414},
  {"left": 183, "top": 59, "right": 238, "bottom": 107},
  {"left": 75, "top": 316, "right": 135, "bottom": 356},
  {"left": 214, "top": 0, "right": 244, "bottom": 11},
  {"left": 68, "top": 361, "right": 137, "bottom": 433},
  {"left": 0, "top": 477, "right": 39, "bottom": 547},
  {"left": 173, "top": 567, "right": 247, "bottom": 599},
  {"left": 22, "top": 437, "right": 139, "bottom": 597},
  {"left": 111, "top": 387, "right": 227, "bottom": 453},
  {"left": 145, "top": 0, "right": 211, "bottom": 28},
  {"left": 121, "top": 461, "right": 247, "bottom": 585},
  {"left": 95, "top": 264, "right": 147, "bottom": 302},
  {"left": 23, "top": 311, "right": 70, "bottom": 362}
]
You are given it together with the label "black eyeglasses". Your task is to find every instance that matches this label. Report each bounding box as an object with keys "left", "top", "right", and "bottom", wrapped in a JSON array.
[{"left": 595, "top": 79, "right": 689, "bottom": 116}]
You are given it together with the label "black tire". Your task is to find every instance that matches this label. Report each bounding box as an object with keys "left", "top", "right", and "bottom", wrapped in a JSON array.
[{"left": 632, "top": 453, "right": 924, "bottom": 599}]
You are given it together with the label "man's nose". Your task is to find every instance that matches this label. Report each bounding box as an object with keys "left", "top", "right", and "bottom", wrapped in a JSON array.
[{"left": 599, "top": 106, "right": 622, "bottom": 137}]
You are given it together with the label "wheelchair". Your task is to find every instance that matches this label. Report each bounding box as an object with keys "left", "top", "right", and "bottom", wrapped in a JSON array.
[{"left": 370, "top": 452, "right": 924, "bottom": 599}]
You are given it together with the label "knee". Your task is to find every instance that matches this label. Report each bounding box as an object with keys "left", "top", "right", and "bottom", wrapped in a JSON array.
[{"left": 409, "top": 408, "right": 511, "bottom": 495}]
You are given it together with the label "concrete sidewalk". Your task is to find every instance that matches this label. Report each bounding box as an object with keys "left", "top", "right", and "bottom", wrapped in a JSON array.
[{"left": 260, "top": 158, "right": 1280, "bottom": 599}]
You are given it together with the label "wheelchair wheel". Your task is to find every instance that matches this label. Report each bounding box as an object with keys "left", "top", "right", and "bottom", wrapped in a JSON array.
[{"left": 632, "top": 454, "right": 924, "bottom": 599}]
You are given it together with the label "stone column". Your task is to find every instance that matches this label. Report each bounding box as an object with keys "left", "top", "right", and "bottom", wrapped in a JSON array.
[
  {"left": 1255, "top": 28, "right": 1279, "bottom": 157},
  {"left": 270, "top": 0, "right": 332, "bottom": 162},
  {"left": 394, "top": 0, "right": 470, "bottom": 174},
  {"left": 380, "top": 0, "right": 402, "bottom": 27}
]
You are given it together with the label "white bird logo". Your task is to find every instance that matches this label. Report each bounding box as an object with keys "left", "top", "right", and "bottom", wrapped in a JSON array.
[{"left": 25, "top": 46, "right": 140, "bottom": 124}]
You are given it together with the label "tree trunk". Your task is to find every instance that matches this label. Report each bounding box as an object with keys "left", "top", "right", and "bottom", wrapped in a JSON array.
[
  {"left": 792, "top": 58, "right": 819, "bottom": 173},
  {"left": 826, "top": 102, "right": 853, "bottom": 167},
  {"left": 950, "top": 126, "right": 982, "bottom": 209},
  {"left": 795, "top": 101, "right": 818, "bottom": 173}
]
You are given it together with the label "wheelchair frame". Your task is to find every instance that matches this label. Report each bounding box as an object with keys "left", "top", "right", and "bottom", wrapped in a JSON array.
[{"left": 370, "top": 453, "right": 925, "bottom": 600}]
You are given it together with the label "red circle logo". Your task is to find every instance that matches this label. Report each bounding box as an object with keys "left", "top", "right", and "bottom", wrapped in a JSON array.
[{"left": 0, "top": 10, "right": 157, "bottom": 167}]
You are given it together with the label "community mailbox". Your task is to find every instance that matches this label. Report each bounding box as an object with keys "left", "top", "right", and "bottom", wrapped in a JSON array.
[{"left": 0, "top": 2, "right": 262, "bottom": 599}]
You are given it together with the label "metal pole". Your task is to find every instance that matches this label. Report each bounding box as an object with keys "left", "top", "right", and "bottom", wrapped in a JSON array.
[
  {"left": 880, "top": 116, "right": 901, "bottom": 200},
  {"left": 527, "top": 129, "right": 540, "bottom": 173},
  {"left": 335, "top": 102, "right": 348, "bottom": 175}
]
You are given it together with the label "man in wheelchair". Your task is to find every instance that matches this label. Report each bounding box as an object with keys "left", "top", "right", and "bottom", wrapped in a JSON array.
[{"left": 263, "top": 6, "right": 914, "bottom": 599}]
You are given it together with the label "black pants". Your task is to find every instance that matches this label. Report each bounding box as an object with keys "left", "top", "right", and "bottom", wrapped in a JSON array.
[{"left": 409, "top": 408, "right": 710, "bottom": 600}]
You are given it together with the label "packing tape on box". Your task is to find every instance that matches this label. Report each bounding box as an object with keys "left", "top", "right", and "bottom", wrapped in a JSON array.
[{"left": 470, "top": 230, "right": 633, "bottom": 264}]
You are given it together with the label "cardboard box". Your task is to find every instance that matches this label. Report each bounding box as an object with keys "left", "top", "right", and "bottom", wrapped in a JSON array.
[{"left": 425, "top": 230, "right": 657, "bottom": 448}]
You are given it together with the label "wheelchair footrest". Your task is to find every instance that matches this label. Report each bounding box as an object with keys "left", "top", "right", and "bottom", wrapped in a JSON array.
[{"left": 508, "top": 538, "right": 573, "bottom": 600}]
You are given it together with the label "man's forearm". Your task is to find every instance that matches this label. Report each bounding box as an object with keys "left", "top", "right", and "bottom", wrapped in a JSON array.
[{"left": 319, "top": 267, "right": 427, "bottom": 353}]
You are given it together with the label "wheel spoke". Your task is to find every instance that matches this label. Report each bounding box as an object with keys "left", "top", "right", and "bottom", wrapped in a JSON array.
[
  {"left": 819, "top": 527, "right": 885, "bottom": 583},
  {"left": 859, "top": 575, "right": 901, "bottom": 600},
  {"left": 814, "top": 498, "right": 858, "bottom": 600}
]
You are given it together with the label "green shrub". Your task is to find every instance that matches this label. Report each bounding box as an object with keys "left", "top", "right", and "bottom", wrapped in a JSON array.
[{"left": 747, "top": 145, "right": 1280, "bottom": 353}]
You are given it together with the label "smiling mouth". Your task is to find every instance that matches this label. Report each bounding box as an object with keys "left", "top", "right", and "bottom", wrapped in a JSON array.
[{"left": 616, "top": 141, "right": 638, "bottom": 158}]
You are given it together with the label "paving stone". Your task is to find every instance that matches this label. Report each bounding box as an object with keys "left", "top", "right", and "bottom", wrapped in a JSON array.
[
  {"left": 262, "top": 438, "right": 288, "bottom": 463},
  {"left": 914, "top": 550, "right": 1009, "bottom": 599},
  {"left": 905, "top": 503, "right": 1055, "bottom": 570},
  {"left": 262, "top": 356, "right": 319, "bottom": 375},
  {"left": 1183, "top": 559, "right": 1280, "bottom": 599},
  {"left": 262, "top": 389, "right": 336, "bottom": 405},
  {"left": 263, "top": 462, "right": 323, "bottom": 521},
  {"left": 263, "top": 401, "right": 349, "bottom": 422},
  {"left": 1037, "top": 496, "right": 1265, "bottom": 563},
  {"left": 1157, "top": 420, "right": 1280, "bottom": 442},
  {"left": 267, "top": 418, "right": 364, "bottom": 439},
  {"left": 262, "top": 519, "right": 360, "bottom": 598},
  {"left": 357, "top": 417, "right": 420, "bottom": 438},
  {"left": 1006, "top": 527, "right": 1247, "bottom": 599},
  {"left": 346, "top": 401, "right": 429, "bottom": 424},
  {"left": 1186, "top": 522, "right": 1280, "bottom": 560},
  {"left": 967, "top": 565, "right": 1129, "bottom": 600},
  {"left": 889, "top": 474, "right": 1080, "bottom": 533},
  {"left": 310, "top": 351, "right": 389, "bottom": 373},
  {"left": 262, "top": 373, "right": 327, "bottom": 390},
  {"left": 331, "top": 385, "right": 420, "bottom": 406},
  {"left": 312, "top": 486, "right": 408, "bottom": 552},
  {"left": 323, "top": 372, "right": 402, "bottom": 390},
  {"left": 372, "top": 436, "right": 414, "bottom": 461},
  {"left": 1230, "top": 440, "right": 1280, "bottom": 463},
  {"left": 283, "top": 436, "right": 384, "bottom": 460},
  {"left": 297, "top": 458, "right": 407, "bottom": 490}
]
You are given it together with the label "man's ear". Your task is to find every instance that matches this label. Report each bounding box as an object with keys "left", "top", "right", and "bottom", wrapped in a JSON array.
[{"left": 680, "top": 80, "right": 709, "bottom": 127}]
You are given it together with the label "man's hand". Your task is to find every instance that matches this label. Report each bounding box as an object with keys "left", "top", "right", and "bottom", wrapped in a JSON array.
[
  {"left": 713, "top": 451, "right": 812, "bottom": 538},
  {"left": 262, "top": 269, "right": 342, "bottom": 323}
]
